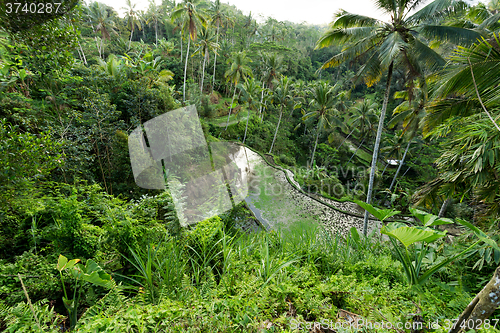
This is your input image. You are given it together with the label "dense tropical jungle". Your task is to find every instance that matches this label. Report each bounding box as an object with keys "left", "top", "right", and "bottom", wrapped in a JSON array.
[{"left": 1, "top": 0, "right": 500, "bottom": 331}]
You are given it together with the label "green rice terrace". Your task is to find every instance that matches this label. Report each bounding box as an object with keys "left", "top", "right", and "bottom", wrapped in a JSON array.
[{"left": 1, "top": 0, "right": 500, "bottom": 332}]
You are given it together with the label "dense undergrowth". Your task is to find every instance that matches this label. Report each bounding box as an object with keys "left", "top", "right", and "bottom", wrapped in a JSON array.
[
  {"left": 0, "top": 180, "right": 498, "bottom": 331},
  {"left": 1, "top": 212, "right": 491, "bottom": 332}
]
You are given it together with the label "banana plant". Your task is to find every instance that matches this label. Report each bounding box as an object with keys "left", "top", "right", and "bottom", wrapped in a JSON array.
[
  {"left": 57, "top": 255, "right": 115, "bottom": 329},
  {"left": 97, "top": 55, "right": 125, "bottom": 80}
]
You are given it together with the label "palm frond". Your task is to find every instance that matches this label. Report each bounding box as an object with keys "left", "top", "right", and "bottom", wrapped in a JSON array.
[
  {"left": 319, "top": 34, "right": 380, "bottom": 68},
  {"left": 408, "top": 0, "right": 468, "bottom": 24},
  {"left": 315, "top": 27, "right": 378, "bottom": 49},
  {"left": 418, "top": 25, "right": 483, "bottom": 45},
  {"left": 378, "top": 32, "right": 408, "bottom": 68},
  {"left": 478, "top": 12, "right": 500, "bottom": 30},
  {"left": 424, "top": 98, "right": 478, "bottom": 135},
  {"left": 411, "top": 38, "right": 445, "bottom": 72},
  {"left": 355, "top": 50, "right": 383, "bottom": 86},
  {"left": 332, "top": 13, "right": 381, "bottom": 28}
]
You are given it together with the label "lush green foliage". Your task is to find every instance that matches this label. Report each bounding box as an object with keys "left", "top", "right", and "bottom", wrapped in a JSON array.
[{"left": 2, "top": 0, "right": 500, "bottom": 330}]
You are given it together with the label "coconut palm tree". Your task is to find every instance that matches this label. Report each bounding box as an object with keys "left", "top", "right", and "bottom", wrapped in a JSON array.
[
  {"left": 170, "top": 15, "right": 185, "bottom": 61},
  {"left": 269, "top": 76, "right": 293, "bottom": 154},
  {"left": 380, "top": 129, "right": 410, "bottom": 176},
  {"left": 315, "top": 0, "right": 483, "bottom": 235},
  {"left": 238, "top": 77, "right": 261, "bottom": 144},
  {"left": 224, "top": 51, "right": 252, "bottom": 130},
  {"left": 192, "top": 25, "right": 219, "bottom": 92},
  {"left": 122, "top": 0, "right": 141, "bottom": 49},
  {"left": 147, "top": 0, "right": 161, "bottom": 46},
  {"left": 302, "top": 81, "right": 347, "bottom": 167},
  {"left": 260, "top": 87, "right": 273, "bottom": 120},
  {"left": 86, "top": 2, "right": 117, "bottom": 59},
  {"left": 424, "top": 33, "right": 500, "bottom": 134},
  {"left": 210, "top": 0, "right": 233, "bottom": 93},
  {"left": 348, "top": 100, "right": 379, "bottom": 140},
  {"left": 261, "top": 52, "right": 284, "bottom": 90},
  {"left": 417, "top": 34, "right": 500, "bottom": 217},
  {"left": 171, "top": 0, "right": 206, "bottom": 103},
  {"left": 259, "top": 52, "right": 285, "bottom": 115},
  {"left": 465, "top": 0, "right": 500, "bottom": 32},
  {"left": 334, "top": 98, "right": 372, "bottom": 150}
]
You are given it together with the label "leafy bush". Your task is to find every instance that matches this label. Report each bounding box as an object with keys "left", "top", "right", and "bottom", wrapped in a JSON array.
[{"left": 0, "top": 252, "right": 60, "bottom": 306}]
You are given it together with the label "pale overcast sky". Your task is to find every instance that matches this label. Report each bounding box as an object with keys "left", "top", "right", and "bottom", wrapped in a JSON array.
[{"left": 99, "top": 0, "right": 485, "bottom": 25}]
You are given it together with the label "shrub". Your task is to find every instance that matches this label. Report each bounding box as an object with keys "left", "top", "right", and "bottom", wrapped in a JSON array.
[
  {"left": 279, "top": 154, "right": 296, "bottom": 167},
  {"left": 0, "top": 252, "right": 60, "bottom": 306},
  {"left": 185, "top": 216, "right": 225, "bottom": 284}
]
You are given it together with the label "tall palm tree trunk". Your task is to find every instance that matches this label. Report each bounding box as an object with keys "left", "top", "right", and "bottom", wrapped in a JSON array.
[
  {"left": 155, "top": 21, "right": 158, "bottom": 46},
  {"left": 225, "top": 84, "right": 237, "bottom": 130},
  {"left": 259, "top": 81, "right": 265, "bottom": 116},
  {"left": 310, "top": 124, "right": 321, "bottom": 168},
  {"left": 212, "top": 23, "right": 220, "bottom": 93},
  {"left": 129, "top": 27, "right": 134, "bottom": 48},
  {"left": 76, "top": 47, "right": 83, "bottom": 63},
  {"left": 363, "top": 62, "right": 394, "bottom": 236},
  {"left": 72, "top": 22, "right": 87, "bottom": 65},
  {"left": 269, "top": 107, "right": 283, "bottom": 154},
  {"left": 180, "top": 33, "right": 183, "bottom": 62},
  {"left": 95, "top": 37, "right": 101, "bottom": 58},
  {"left": 380, "top": 162, "right": 389, "bottom": 178},
  {"left": 200, "top": 51, "right": 207, "bottom": 92},
  {"left": 387, "top": 139, "right": 411, "bottom": 193},
  {"left": 78, "top": 40, "right": 87, "bottom": 65},
  {"left": 183, "top": 37, "right": 191, "bottom": 103},
  {"left": 100, "top": 37, "right": 104, "bottom": 59}
]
